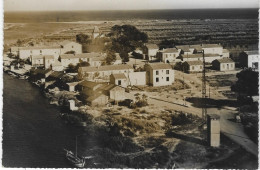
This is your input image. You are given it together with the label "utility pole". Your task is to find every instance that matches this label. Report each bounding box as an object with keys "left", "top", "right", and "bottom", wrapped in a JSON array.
[{"left": 202, "top": 50, "right": 207, "bottom": 122}]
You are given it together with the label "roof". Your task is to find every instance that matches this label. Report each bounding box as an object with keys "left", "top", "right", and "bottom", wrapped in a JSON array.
[
  {"left": 215, "top": 58, "right": 234, "bottom": 63},
  {"left": 98, "top": 84, "right": 115, "bottom": 91},
  {"left": 189, "top": 45, "right": 203, "bottom": 51},
  {"left": 78, "top": 80, "right": 103, "bottom": 88},
  {"left": 59, "top": 40, "right": 75, "bottom": 46},
  {"left": 79, "top": 64, "right": 133, "bottom": 72},
  {"left": 207, "top": 114, "right": 220, "bottom": 119},
  {"left": 185, "top": 60, "right": 203, "bottom": 65},
  {"left": 32, "top": 68, "right": 52, "bottom": 75},
  {"left": 86, "top": 93, "right": 105, "bottom": 102},
  {"left": 161, "top": 48, "right": 178, "bottom": 53},
  {"left": 31, "top": 55, "right": 44, "bottom": 59},
  {"left": 202, "top": 44, "right": 222, "bottom": 48},
  {"left": 67, "top": 82, "right": 79, "bottom": 86},
  {"left": 75, "top": 53, "right": 103, "bottom": 58},
  {"left": 49, "top": 71, "right": 64, "bottom": 79},
  {"left": 111, "top": 73, "right": 127, "bottom": 79},
  {"left": 146, "top": 44, "right": 159, "bottom": 49},
  {"left": 223, "top": 49, "right": 229, "bottom": 53},
  {"left": 147, "top": 63, "right": 172, "bottom": 70},
  {"left": 244, "top": 51, "right": 259, "bottom": 55},
  {"left": 175, "top": 45, "right": 192, "bottom": 52},
  {"left": 182, "top": 53, "right": 220, "bottom": 58},
  {"left": 92, "top": 56, "right": 105, "bottom": 61},
  {"left": 11, "top": 47, "right": 20, "bottom": 51},
  {"left": 93, "top": 26, "right": 100, "bottom": 33},
  {"left": 60, "top": 54, "right": 77, "bottom": 59},
  {"left": 18, "top": 46, "right": 61, "bottom": 50}
]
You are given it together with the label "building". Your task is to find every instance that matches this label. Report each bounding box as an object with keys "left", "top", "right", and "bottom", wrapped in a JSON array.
[
  {"left": 183, "top": 60, "right": 203, "bottom": 73},
  {"left": 128, "top": 72, "right": 146, "bottom": 86},
  {"left": 110, "top": 73, "right": 128, "bottom": 88},
  {"left": 158, "top": 48, "right": 180, "bottom": 63},
  {"left": 181, "top": 53, "right": 223, "bottom": 63},
  {"left": 175, "top": 45, "right": 194, "bottom": 55},
  {"left": 207, "top": 114, "right": 220, "bottom": 147},
  {"left": 201, "top": 44, "right": 223, "bottom": 55},
  {"left": 60, "top": 53, "right": 105, "bottom": 68},
  {"left": 60, "top": 54, "right": 80, "bottom": 67},
  {"left": 86, "top": 93, "right": 108, "bottom": 106},
  {"left": 19, "top": 46, "right": 61, "bottom": 60},
  {"left": 17, "top": 41, "right": 82, "bottom": 60},
  {"left": 51, "top": 61, "right": 64, "bottom": 71},
  {"left": 239, "top": 51, "right": 259, "bottom": 71},
  {"left": 212, "top": 58, "right": 235, "bottom": 71},
  {"left": 44, "top": 55, "right": 55, "bottom": 69},
  {"left": 92, "top": 26, "right": 100, "bottom": 39},
  {"left": 100, "top": 84, "right": 126, "bottom": 102},
  {"left": 145, "top": 63, "right": 174, "bottom": 86},
  {"left": 144, "top": 44, "right": 159, "bottom": 61},
  {"left": 222, "top": 49, "right": 230, "bottom": 58},
  {"left": 78, "top": 64, "right": 134, "bottom": 81},
  {"left": 31, "top": 55, "right": 45, "bottom": 67}
]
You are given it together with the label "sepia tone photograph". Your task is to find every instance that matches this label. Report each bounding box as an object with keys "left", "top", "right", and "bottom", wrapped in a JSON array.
[{"left": 2, "top": 0, "right": 259, "bottom": 168}]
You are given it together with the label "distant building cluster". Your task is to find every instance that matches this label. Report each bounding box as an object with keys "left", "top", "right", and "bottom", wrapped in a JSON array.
[{"left": 7, "top": 26, "right": 259, "bottom": 106}]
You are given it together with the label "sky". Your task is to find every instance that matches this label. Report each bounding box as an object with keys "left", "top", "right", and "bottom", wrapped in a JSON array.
[{"left": 4, "top": 0, "right": 260, "bottom": 11}]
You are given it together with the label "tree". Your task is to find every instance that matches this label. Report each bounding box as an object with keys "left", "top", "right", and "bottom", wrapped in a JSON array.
[
  {"left": 158, "top": 39, "right": 175, "bottom": 50},
  {"left": 17, "top": 39, "right": 22, "bottom": 47},
  {"left": 120, "top": 51, "right": 129, "bottom": 63},
  {"left": 108, "top": 25, "right": 148, "bottom": 59},
  {"left": 105, "top": 52, "right": 116, "bottom": 65},
  {"left": 76, "top": 34, "right": 90, "bottom": 44},
  {"left": 231, "top": 68, "right": 259, "bottom": 97},
  {"left": 65, "top": 50, "right": 76, "bottom": 54}
]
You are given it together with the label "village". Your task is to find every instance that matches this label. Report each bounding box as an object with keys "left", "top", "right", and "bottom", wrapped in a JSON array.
[{"left": 3, "top": 25, "right": 259, "bottom": 168}]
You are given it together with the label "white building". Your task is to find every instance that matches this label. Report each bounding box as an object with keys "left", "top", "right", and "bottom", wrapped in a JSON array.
[
  {"left": 245, "top": 51, "right": 259, "bottom": 70},
  {"left": 78, "top": 64, "right": 134, "bottom": 81},
  {"left": 145, "top": 63, "right": 174, "bottom": 87},
  {"left": 183, "top": 60, "right": 203, "bottom": 73},
  {"left": 17, "top": 41, "right": 82, "bottom": 60},
  {"left": 144, "top": 44, "right": 159, "bottom": 61},
  {"left": 212, "top": 58, "right": 235, "bottom": 71},
  {"left": 158, "top": 48, "right": 181, "bottom": 63}
]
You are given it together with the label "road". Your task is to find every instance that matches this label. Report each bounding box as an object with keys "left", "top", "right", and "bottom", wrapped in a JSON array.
[{"left": 126, "top": 66, "right": 258, "bottom": 157}]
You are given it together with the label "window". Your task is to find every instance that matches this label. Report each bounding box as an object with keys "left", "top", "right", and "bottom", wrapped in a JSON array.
[
  {"left": 156, "top": 78, "right": 159, "bottom": 82},
  {"left": 118, "top": 80, "right": 121, "bottom": 85},
  {"left": 156, "top": 71, "right": 159, "bottom": 75},
  {"left": 30, "top": 50, "right": 32, "bottom": 54},
  {"left": 40, "top": 50, "right": 42, "bottom": 53},
  {"left": 166, "top": 77, "right": 169, "bottom": 81},
  {"left": 200, "top": 66, "right": 202, "bottom": 69},
  {"left": 192, "top": 66, "right": 195, "bottom": 70},
  {"left": 166, "top": 70, "right": 169, "bottom": 74},
  {"left": 72, "top": 46, "right": 74, "bottom": 48}
]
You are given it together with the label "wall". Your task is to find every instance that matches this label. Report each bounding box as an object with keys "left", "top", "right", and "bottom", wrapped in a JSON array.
[
  {"left": 248, "top": 54, "right": 259, "bottom": 68},
  {"left": 127, "top": 72, "right": 146, "bottom": 86},
  {"left": 19, "top": 48, "right": 60, "bottom": 60},
  {"left": 44, "top": 58, "right": 55, "bottom": 69},
  {"left": 203, "top": 47, "right": 223, "bottom": 55},
  {"left": 110, "top": 87, "right": 125, "bottom": 101},
  {"left": 189, "top": 65, "right": 203, "bottom": 72},
  {"left": 220, "top": 62, "right": 235, "bottom": 71},
  {"left": 61, "top": 58, "right": 80, "bottom": 67}
]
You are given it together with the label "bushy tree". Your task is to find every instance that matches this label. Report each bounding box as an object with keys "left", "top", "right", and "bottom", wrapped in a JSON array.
[
  {"left": 231, "top": 68, "right": 259, "bottom": 97},
  {"left": 76, "top": 33, "right": 91, "bottom": 44},
  {"left": 108, "top": 25, "right": 148, "bottom": 62},
  {"left": 105, "top": 52, "right": 116, "bottom": 65}
]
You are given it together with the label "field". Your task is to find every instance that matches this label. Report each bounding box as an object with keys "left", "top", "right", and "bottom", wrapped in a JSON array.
[{"left": 4, "top": 18, "right": 258, "bottom": 57}]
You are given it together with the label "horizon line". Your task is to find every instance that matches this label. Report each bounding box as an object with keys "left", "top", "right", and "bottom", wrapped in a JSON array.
[{"left": 4, "top": 7, "right": 259, "bottom": 12}]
